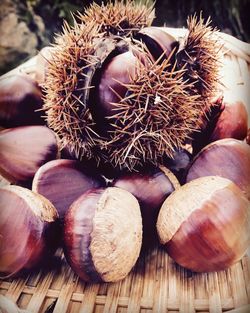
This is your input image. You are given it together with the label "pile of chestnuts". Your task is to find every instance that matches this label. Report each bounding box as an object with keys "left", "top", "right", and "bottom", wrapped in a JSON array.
[{"left": 0, "top": 0, "right": 249, "bottom": 282}]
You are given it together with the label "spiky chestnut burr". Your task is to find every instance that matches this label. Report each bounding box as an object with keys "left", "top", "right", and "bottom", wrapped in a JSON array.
[
  {"left": 42, "top": 7, "right": 222, "bottom": 172},
  {"left": 98, "top": 54, "right": 205, "bottom": 171},
  {"left": 42, "top": 20, "right": 116, "bottom": 160},
  {"left": 79, "top": 0, "right": 155, "bottom": 37},
  {"left": 176, "top": 14, "right": 222, "bottom": 107}
]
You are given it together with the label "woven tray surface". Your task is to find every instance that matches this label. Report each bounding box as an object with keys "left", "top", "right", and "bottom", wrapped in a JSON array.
[{"left": 0, "top": 29, "right": 250, "bottom": 313}]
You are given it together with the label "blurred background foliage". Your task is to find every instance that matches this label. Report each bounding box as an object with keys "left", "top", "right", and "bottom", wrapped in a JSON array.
[
  {"left": 0, "top": 0, "right": 249, "bottom": 74},
  {"left": 25, "top": 0, "right": 250, "bottom": 41}
]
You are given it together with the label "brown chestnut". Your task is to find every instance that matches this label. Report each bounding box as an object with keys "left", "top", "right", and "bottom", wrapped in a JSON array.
[
  {"left": 192, "top": 95, "right": 248, "bottom": 154},
  {"left": 0, "top": 74, "right": 44, "bottom": 127},
  {"left": 0, "top": 185, "right": 59, "bottom": 278},
  {"left": 157, "top": 176, "right": 250, "bottom": 272},
  {"left": 0, "top": 126, "right": 58, "bottom": 186},
  {"left": 162, "top": 148, "right": 193, "bottom": 184},
  {"left": 112, "top": 167, "right": 179, "bottom": 248},
  {"left": 186, "top": 138, "right": 250, "bottom": 200},
  {"left": 63, "top": 187, "right": 142, "bottom": 282},
  {"left": 32, "top": 159, "right": 105, "bottom": 221},
  {"left": 209, "top": 99, "right": 248, "bottom": 142},
  {"left": 91, "top": 50, "right": 137, "bottom": 131},
  {"left": 135, "top": 26, "right": 179, "bottom": 62},
  {"left": 191, "top": 95, "right": 224, "bottom": 154}
]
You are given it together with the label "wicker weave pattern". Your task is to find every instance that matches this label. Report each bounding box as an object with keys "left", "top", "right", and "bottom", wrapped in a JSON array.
[
  {"left": 0, "top": 249, "right": 249, "bottom": 312},
  {"left": 0, "top": 30, "right": 250, "bottom": 313}
]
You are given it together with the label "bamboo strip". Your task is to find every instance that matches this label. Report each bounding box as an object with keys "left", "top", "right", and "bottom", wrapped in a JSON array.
[
  {"left": 26, "top": 271, "right": 55, "bottom": 313},
  {"left": 241, "top": 256, "right": 250, "bottom": 302},
  {"left": 167, "top": 257, "right": 179, "bottom": 310},
  {"left": 179, "top": 268, "right": 195, "bottom": 313},
  {"left": 79, "top": 284, "right": 99, "bottom": 313},
  {"left": 230, "top": 262, "right": 249, "bottom": 307},
  {"left": 142, "top": 249, "right": 157, "bottom": 303},
  {"left": 207, "top": 272, "right": 222, "bottom": 313},
  {"left": 53, "top": 270, "right": 77, "bottom": 313},
  {"left": 102, "top": 282, "right": 121, "bottom": 313},
  {"left": 152, "top": 249, "right": 168, "bottom": 313},
  {"left": 5, "top": 276, "right": 29, "bottom": 303},
  {"left": 217, "top": 270, "right": 231, "bottom": 305},
  {"left": 0, "top": 280, "right": 240, "bottom": 311},
  {"left": 127, "top": 258, "right": 145, "bottom": 313}
]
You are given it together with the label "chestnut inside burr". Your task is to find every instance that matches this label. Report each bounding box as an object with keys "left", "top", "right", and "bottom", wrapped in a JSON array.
[
  {"left": 89, "top": 43, "right": 137, "bottom": 133},
  {"left": 134, "top": 27, "right": 179, "bottom": 63}
]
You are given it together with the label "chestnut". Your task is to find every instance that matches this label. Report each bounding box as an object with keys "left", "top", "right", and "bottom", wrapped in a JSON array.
[
  {"left": 91, "top": 50, "right": 137, "bottom": 131},
  {"left": 32, "top": 159, "right": 106, "bottom": 221},
  {"left": 0, "top": 74, "right": 44, "bottom": 127},
  {"left": 135, "top": 26, "right": 179, "bottom": 62},
  {"left": 112, "top": 166, "right": 179, "bottom": 248},
  {"left": 186, "top": 138, "right": 250, "bottom": 200},
  {"left": 0, "top": 185, "right": 59, "bottom": 278},
  {"left": 162, "top": 148, "right": 192, "bottom": 184},
  {"left": 191, "top": 95, "right": 224, "bottom": 154},
  {"left": 192, "top": 95, "right": 248, "bottom": 153},
  {"left": 157, "top": 176, "right": 250, "bottom": 272},
  {"left": 0, "top": 126, "right": 58, "bottom": 186},
  {"left": 209, "top": 99, "right": 248, "bottom": 142},
  {"left": 63, "top": 187, "right": 142, "bottom": 282}
]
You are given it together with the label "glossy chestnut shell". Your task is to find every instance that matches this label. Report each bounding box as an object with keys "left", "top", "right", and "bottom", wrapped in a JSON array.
[
  {"left": 113, "top": 167, "right": 179, "bottom": 248},
  {"left": 63, "top": 187, "right": 142, "bottom": 282},
  {"left": 186, "top": 138, "right": 250, "bottom": 200},
  {"left": 157, "top": 176, "right": 250, "bottom": 272},
  {"left": 0, "top": 186, "right": 59, "bottom": 278}
]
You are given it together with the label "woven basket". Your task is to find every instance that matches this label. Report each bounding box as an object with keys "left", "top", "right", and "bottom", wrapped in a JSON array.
[{"left": 0, "top": 29, "right": 250, "bottom": 313}]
